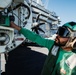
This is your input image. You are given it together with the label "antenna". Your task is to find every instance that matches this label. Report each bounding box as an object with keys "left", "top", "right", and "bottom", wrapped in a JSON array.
[{"left": 44, "top": 0, "right": 49, "bottom": 9}]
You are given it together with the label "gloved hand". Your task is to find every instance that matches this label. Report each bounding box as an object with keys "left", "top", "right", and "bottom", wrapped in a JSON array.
[{"left": 9, "top": 15, "right": 15, "bottom": 22}]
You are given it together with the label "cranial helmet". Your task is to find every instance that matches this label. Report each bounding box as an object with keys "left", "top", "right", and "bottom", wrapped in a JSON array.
[
  {"left": 61, "top": 21, "right": 76, "bottom": 49},
  {"left": 63, "top": 21, "right": 76, "bottom": 31},
  {"left": 63, "top": 21, "right": 76, "bottom": 37}
]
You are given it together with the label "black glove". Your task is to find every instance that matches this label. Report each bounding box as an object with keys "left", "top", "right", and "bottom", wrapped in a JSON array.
[{"left": 9, "top": 15, "right": 15, "bottom": 22}]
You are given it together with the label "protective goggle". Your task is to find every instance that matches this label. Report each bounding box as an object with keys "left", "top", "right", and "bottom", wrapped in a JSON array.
[
  {"left": 57, "top": 26, "right": 76, "bottom": 49},
  {"left": 57, "top": 27, "right": 71, "bottom": 38}
]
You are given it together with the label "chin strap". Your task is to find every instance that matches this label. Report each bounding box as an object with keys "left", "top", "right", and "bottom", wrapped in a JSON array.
[
  {"left": 62, "top": 37, "right": 76, "bottom": 49},
  {"left": 64, "top": 38, "right": 72, "bottom": 47}
]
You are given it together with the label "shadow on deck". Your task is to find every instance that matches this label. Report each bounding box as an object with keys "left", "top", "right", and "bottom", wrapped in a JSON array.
[{"left": 5, "top": 43, "right": 47, "bottom": 75}]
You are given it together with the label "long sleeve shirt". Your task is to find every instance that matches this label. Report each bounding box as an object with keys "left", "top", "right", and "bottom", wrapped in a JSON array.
[{"left": 20, "top": 28, "right": 76, "bottom": 75}]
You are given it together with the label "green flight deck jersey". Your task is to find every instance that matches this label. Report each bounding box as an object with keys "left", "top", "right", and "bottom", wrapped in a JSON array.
[{"left": 19, "top": 28, "right": 76, "bottom": 75}]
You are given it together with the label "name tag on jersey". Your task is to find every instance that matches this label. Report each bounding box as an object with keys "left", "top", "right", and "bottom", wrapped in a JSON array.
[
  {"left": 65, "top": 54, "right": 76, "bottom": 69},
  {"left": 51, "top": 45, "right": 59, "bottom": 56}
]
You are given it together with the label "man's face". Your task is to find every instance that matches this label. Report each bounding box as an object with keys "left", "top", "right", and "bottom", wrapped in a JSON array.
[{"left": 55, "top": 35, "right": 69, "bottom": 46}]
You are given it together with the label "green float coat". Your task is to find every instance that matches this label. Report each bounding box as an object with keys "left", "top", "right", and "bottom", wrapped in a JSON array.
[{"left": 20, "top": 28, "right": 76, "bottom": 75}]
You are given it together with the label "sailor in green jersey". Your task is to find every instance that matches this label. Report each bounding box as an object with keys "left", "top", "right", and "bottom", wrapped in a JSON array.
[{"left": 10, "top": 21, "right": 76, "bottom": 75}]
